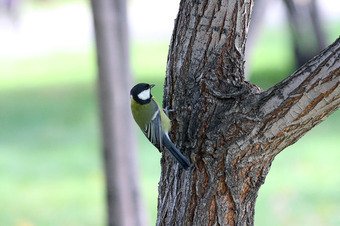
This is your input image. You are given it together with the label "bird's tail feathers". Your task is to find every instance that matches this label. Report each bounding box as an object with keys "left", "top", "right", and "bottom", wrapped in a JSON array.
[{"left": 162, "top": 133, "right": 191, "bottom": 170}]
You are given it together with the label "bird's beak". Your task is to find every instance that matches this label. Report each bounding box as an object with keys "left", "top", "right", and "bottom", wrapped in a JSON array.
[{"left": 150, "top": 84, "right": 155, "bottom": 88}]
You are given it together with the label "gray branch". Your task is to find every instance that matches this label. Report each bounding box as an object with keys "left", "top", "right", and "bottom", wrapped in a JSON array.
[{"left": 256, "top": 38, "right": 340, "bottom": 156}]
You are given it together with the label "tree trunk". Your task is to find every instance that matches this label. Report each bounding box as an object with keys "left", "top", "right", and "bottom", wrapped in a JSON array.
[
  {"left": 244, "top": 0, "right": 269, "bottom": 79},
  {"left": 91, "top": 0, "right": 146, "bottom": 225},
  {"left": 157, "top": 0, "right": 340, "bottom": 225},
  {"left": 283, "top": 0, "right": 327, "bottom": 68}
]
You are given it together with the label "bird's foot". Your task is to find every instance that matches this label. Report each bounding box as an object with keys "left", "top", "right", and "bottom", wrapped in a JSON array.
[{"left": 163, "top": 106, "right": 175, "bottom": 116}]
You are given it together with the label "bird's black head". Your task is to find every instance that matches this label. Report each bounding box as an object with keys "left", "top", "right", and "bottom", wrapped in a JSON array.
[{"left": 130, "top": 83, "right": 155, "bottom": 104}]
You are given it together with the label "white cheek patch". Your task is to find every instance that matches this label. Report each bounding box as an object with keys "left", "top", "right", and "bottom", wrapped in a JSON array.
[{"left": 137, "top": 89, "right": 151, "bottom": 100}]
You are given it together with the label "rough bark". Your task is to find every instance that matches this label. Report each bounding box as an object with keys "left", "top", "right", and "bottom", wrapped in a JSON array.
[
  {"left": 91, "top": 0, "right": 146, "bottom": 226},
  {"left": 157, "top": 0, "right": 339, "bottom": 225}
]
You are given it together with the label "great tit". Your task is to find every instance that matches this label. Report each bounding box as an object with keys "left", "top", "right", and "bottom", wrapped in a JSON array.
[{"left": 130, "top": 83, "right": 191, "bottom": 170}]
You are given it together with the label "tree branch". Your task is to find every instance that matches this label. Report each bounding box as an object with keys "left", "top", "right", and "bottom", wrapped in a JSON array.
[{"left": 256, "top": 38, "right": 340, "bottom": 156}]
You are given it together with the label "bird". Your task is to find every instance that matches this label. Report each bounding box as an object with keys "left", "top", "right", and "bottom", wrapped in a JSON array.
[{"left": 130, "top": 83, "right": 191, "bottom": 170}]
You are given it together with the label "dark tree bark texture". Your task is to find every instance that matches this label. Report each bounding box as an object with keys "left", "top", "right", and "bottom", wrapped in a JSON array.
[{"left": 157, "top": 0, "right": 339, "bottom": 225}]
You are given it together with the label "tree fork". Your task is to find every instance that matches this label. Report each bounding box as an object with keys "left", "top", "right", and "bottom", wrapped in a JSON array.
[{"left": 157, "top": 0, "right": 339, "bottom": 225}]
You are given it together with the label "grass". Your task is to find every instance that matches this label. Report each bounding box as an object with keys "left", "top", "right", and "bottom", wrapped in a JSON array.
[
  {"left": 0, "top": 84, "right": 105, "bottom": 226},
  {"left": 255, "top": 112, "right": 340, "bottom": 226},
  {"left": 1, "top": 14, "right": 339, "bottom": 226},
  {"left": 0, "top": 49, "right": 97, "bottom": 90}
]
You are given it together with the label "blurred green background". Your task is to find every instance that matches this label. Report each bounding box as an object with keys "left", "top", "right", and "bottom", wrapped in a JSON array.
[{"left": 0, "top": 0, "right": 339, "bottom": 225}]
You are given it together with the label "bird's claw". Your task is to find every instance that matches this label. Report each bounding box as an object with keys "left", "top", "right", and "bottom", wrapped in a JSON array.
[{"left": 163, "top": 106, "right": 175, "bottom": 116}]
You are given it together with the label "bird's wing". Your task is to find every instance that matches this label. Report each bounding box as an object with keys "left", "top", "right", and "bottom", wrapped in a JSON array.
[{"left": 144, "top": 103, "right": 163, "bottom": 152}]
